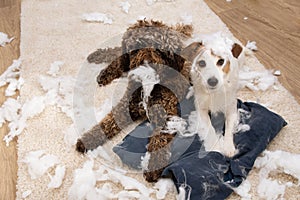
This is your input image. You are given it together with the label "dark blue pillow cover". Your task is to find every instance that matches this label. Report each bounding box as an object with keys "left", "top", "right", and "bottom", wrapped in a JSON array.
[{"left": 113, "top": 98, "right": 287, "bottom": 200}]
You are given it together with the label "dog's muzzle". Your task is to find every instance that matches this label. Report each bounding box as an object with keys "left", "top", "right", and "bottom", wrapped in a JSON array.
[{"left": 207, "top": 77, "right": 219, "bottom": 88}]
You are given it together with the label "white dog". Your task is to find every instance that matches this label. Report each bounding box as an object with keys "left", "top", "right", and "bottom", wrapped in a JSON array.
[{"left": 182, "top": 34, "right": 244, "bottom": 157}]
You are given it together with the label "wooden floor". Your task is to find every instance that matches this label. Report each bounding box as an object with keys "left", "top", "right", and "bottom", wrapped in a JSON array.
[
  {"left": 0, "top": 0, "right": 299, "bottom": 199},
  {"left": 0, "top": 0, "right": 20, "bottom": 200}
]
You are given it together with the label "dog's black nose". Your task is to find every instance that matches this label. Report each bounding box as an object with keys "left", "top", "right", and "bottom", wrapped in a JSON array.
[{"left": 207, "top": 77, "right": 218, "bottom": 87}]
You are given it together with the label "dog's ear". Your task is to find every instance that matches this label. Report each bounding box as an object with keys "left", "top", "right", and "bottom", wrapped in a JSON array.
[
  {"left": 231, "top": 43, "right": 243, "bottom": 59},
  {"left": 181, "top": 42, "right": 203, "bottom": 62}
]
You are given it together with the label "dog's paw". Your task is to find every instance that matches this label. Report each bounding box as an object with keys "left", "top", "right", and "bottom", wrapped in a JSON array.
[{"left": 222, "top": 143, "right": 236, "bottom": 157}]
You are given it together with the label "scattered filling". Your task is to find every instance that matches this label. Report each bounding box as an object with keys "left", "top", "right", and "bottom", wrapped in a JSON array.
[
  {"left": 82, "top": 13, "right": 113, "bottom": 24},
  {"left": 0, "top": 32, "right": 14, "bottom": 47},
  {"left": 120, "top": 1, "right": 131, "bottom": 14},
  {"left": 246, "top": 41, "right": 258, "bottom": 51}
]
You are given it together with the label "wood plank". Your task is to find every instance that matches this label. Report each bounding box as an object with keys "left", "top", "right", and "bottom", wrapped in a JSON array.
[
  {"left": 0, "top": 0, "right": 20, "bottom": 199},
  {"left": 205, "top": 0, "right": 300, "bottom": 104}
]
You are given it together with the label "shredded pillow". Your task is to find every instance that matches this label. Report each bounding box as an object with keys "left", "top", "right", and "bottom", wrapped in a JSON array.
[{"left": 113, "top": 98, "right": 287, "bottom": 199}]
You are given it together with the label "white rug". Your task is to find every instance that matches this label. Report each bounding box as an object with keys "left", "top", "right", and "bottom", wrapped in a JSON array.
[{"left": 15, "top": 0, "right": 300, "bottom": 199}]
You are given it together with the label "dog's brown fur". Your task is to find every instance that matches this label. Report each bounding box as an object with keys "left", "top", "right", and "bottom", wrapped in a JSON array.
[{"left": 76, "top": 19, "right": 193, "bottom": 182}]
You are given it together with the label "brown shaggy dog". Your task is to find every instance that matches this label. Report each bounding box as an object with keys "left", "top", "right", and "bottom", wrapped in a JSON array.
[{"left": 76, "top": 19, "right": 193, "bottom": 182}]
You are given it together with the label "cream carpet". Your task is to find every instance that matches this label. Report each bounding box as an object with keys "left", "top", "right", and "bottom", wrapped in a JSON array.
[{"left": 17, "top": 0, "right": 300, "bottom": 199}]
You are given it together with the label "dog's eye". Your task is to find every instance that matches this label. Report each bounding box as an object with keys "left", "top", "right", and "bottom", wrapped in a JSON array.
[
  {"left": 217, "top": 59, "right": 224, "bottom": 66},
  {"left": 199, "top": 60, "right": 206, "bottom": 68}
]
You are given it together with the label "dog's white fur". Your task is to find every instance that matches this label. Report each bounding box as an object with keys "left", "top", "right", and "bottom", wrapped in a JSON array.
[{"left": 182, "top": 35, "right": 244, "bottom": 157}]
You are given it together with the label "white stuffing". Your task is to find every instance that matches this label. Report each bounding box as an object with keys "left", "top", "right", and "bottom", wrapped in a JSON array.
[
  {"left": 257, "top": 178, "right": 286, "bottom": 200},
  {"left": 274, "top": 70, "right": 281, "bottom": 76},
  {"left": 48, "top": 165, "right": 66, "bottom": 189},
  {"left": 226, "top": 0, "right": 232, "bottom": 2},
  {"left": 129, "top": 64, "right": 159, "bottom": 117},
  {"left": 39, "top": 75, "right": 76, "bottom": 120},
  {"left": 202, "top": 32, "right": 235, "bottom": 59},
  {"left": 254, "top": 150, "right": 300, "bottom": 199},
  {"left": 244, "top": 17, "right": 248, "bottom": 20},
  {"left": 254, "top": 150, "right": 300, "bottom": 184},
  {"left": 233, "top": 179, "right": 252, "bottom": 200},
  {"left": 82, "top": 12, "right": 113, "bottom": 24},
  {"left": 180, "top": 13, "right": 193, "bottom": 25},
  {"left": 163, "top": 116, "right": 187, "bottom": 135},
  {"left": 239, "top": 67, "right": 277, "bottom": 91},
  {"left": 0, "top": 32, "right": 14, "bottom": 46},
  {"left": 68, "top": 160, "right": 97, "bottom": 200},
  {"left": 0, "top": 59, "right": 23, "bottom": 96},
  {"left": 176, "top": 184, "right": 190, "bottom": 200},
  {"left": 3, "top": 95, "right": 48, "bottom": 145},
  {"left": 120, "top": 1, "right": 131, "bottom": 14},
  {"left": 146, "top": 0, "right": 175, "bottom": 6},
  {"left": 47, "top": 61, "right": 64, "bottom": 76},
  {"left": 106, "top": 167, "right": 154, "bottom": 198},
  {"left": 21, "top": 190, "right": 32, "bottom": 199},
  {"left": 154, "top": 178, "right": 176, "bottom": 199},
  {"left": 0, "top": 98, "right": 21, "bottom": 128},
  {"left": 63, "top": 124, "right": 78, "bottom": 146},
  {"left": 235, "top": 124, "right": 250, "bottom": 133},
  {"left": 69, "top": 159, "right": 157, "bottom": 199},
  {"left": 186, "top": 111, "right": 199, "bottom": 135},
  {"left": 22, "top": 150, "right": 60, "bottom": 179},
  {"left": 246, "top": 41, "right": 257, "bottom": 51},
  {"left": 141, "top": 152, "right": 151, "bottom": 170},
  {"left": 129, "top": 15, "right": 148, "bottom": 24},
  {"left": 186, "top": 86, "right": 194, "bottom": 99},
  {"left": 87, "top": 146, "right": 113, "bottom": 163}
]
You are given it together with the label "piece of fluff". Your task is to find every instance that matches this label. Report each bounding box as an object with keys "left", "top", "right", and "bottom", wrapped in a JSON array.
[
  {"left": 68, "top": 160, "right": 97, "bottom": 200},
  {"left": 0, "top": 98, "right": 21, "bottom": 127},
  {"left": 48, "top": 165, "right": 66, "bottom": 189},
  {"left": 180, "top": 13, "right": 193, "bottom": 25},
  {"left": 22, "top": 150, "right": 60, "bottom": 180},
  {"left": 82, "top": 12, "right": 113, "bottom": 24},
  {"left": 3, "top": 95, "right": 47, "bottom": 145},
  {"left": 119, "top": 1, "right": 131, "bottom": 14},
  {"left": 273, "top": 70, "right": 281, "bottom": 76},
  {"left": 254, "top": 150, "right": 300, "bottom": 200},
  {"left": 154, "top": 178, "right": 176, "bottom": 199},
  {"left": 245, "top": 41, "right": 257, "bottom": 51},
  {"left": 128, "top": 64, "right": 160, "bottom": 117},
  {"left": 47, "top": 61, "right": 64, "bottom": 76},
  {"left": 257, "top": 178, "right": 286, "bottom": 200},
  {"left": 105, "top": 166, "right": 154, "bottom": 197},
  {"left": 0, "top": 32, "right": 14, "bottom": 46},
  {"left": 254, "top": 150, "right": 300, "bottom": 185},
  {"left": 233, "top": 179, "right": 252, "bottom": 200},
  {"left": 0, "top": 59, "right": 23, "bottom": 96},
  {"left": 69, "top": 160, "right": 155, "bottom": 199},
  {"left": 146, "top": 0, "right": 175, "bottom": 6},
  {"left": 163, "top": 116, "right": 187, "bottom": 135},
  {"left": 21, "top": 190, "right": 32, "bottom": 199},
  {"left": 141, "top": 152, "right": 151, "bottom": 170},
  {"left": 239, "top": 67, "right": 277, "bottom": 91},
  {"left": 201, "top": 32, "right": 234, "bottom": 59}
]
